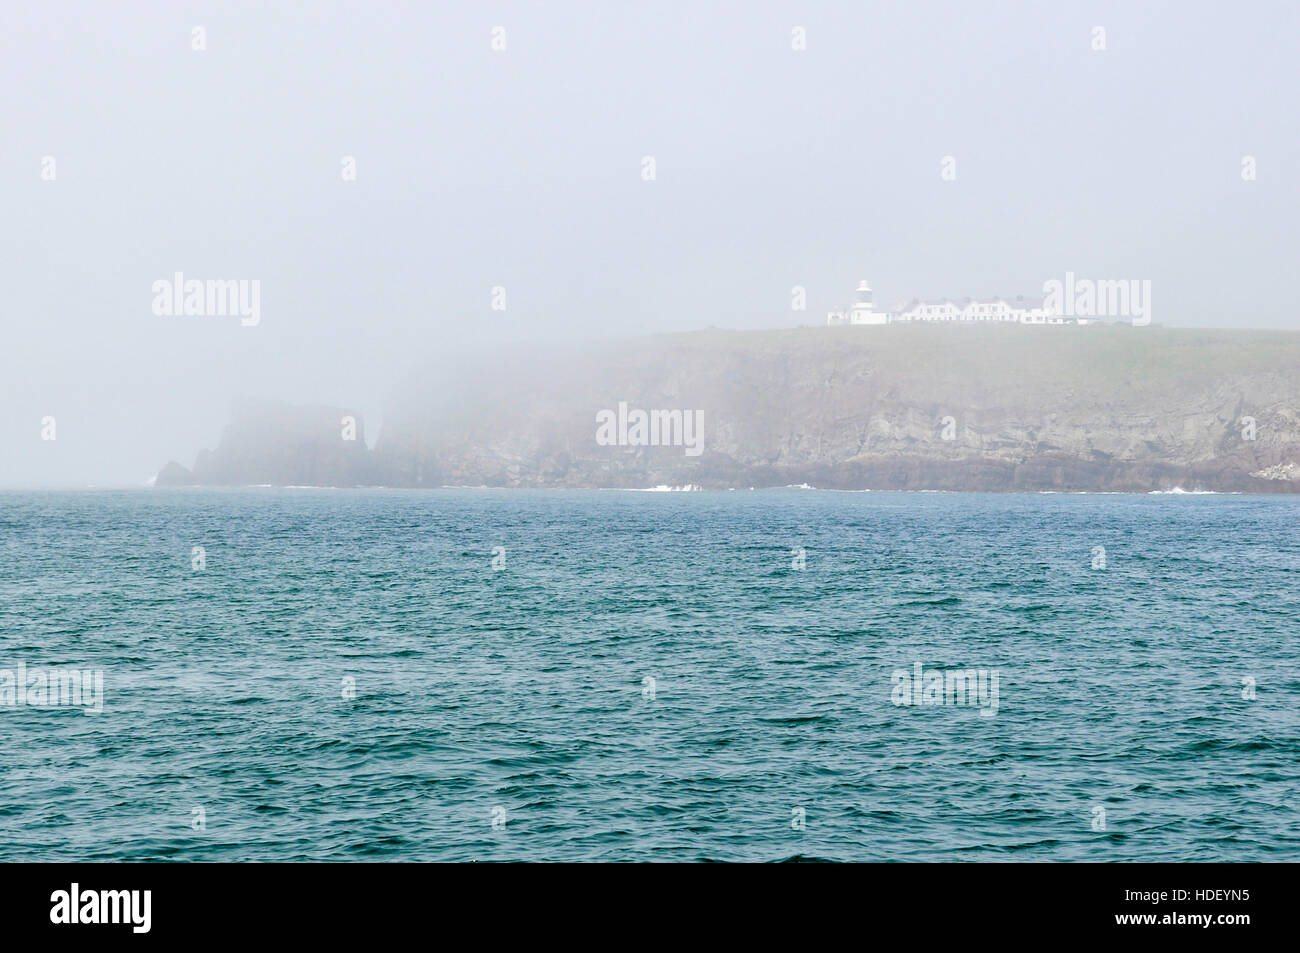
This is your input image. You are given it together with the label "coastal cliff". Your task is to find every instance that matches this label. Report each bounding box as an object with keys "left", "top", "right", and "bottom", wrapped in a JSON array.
[
  {"left": 156, "top": 399, "right": 377, "bottom": 488},
  {"left": 157, "top": 326, "right": 1300, "bottom": 492}
]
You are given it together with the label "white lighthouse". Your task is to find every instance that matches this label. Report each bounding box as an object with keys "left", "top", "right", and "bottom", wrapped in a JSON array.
[{"left": 827, "top": 279, "right": 891, "bottom": 325}]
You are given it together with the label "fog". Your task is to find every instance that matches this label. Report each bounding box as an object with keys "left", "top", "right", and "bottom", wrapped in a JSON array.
[{"left": 2, "top": 0, "right": 1296, "bottom": 486}]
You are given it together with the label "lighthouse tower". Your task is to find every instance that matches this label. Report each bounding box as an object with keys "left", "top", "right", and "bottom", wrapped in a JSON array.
[
  {"left": 850, "top": 279, "right": 888, "bottom": 325},
  {"left": 826, "top": 278, "right": 892, "bottom": 326}
]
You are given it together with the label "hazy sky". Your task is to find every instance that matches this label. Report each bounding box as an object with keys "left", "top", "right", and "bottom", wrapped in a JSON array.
[{"left": 2, "top": 0, "right": 1297, "bottom": 485}]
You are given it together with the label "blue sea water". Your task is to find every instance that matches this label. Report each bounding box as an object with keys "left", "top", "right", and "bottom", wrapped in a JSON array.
[{"left": 0, "top": 488, "right": 1297, "bottom": 862}]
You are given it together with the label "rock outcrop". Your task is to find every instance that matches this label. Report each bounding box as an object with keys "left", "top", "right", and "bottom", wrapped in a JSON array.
[{"left": 155, "top": 399, "right": 377, "bottom": 487}]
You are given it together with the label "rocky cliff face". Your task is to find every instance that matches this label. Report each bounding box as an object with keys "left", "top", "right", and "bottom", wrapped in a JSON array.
[
  {"left": 158, "top": 326, "right": 1300, "bottom": 492},
  {"left": 155, "top": 399, "right": 377, "bottom": 487}
]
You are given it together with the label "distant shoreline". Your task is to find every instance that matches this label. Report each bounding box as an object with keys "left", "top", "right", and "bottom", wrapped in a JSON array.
[
  {"left": 138, "top": 326, "right": 1300, "bottom": 496},
  {"left": 7, "top": 485, "right": 1290, "bottom": 498}
]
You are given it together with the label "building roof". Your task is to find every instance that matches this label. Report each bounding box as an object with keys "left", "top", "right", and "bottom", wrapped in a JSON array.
[{"left": 890, "top": 294, "right": 1049, "bottom": 311}]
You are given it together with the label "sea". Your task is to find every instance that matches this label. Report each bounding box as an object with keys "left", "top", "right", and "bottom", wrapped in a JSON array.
[{"left": 1, "top": 488, "right": 1296, "bottom": 861}]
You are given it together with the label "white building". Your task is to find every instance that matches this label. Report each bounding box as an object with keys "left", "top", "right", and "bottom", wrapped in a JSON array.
[
  {"left": 828, "top": 280, "right": 1081, "bottom": 326},
  {"left": 826, "top": 280, "right": 891, "bottom": 325},
  {"left": 893, "top": 295, "right": 1065, "bottom": 324}
]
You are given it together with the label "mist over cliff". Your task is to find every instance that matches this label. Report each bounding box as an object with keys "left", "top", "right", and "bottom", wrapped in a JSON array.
[
  {"left": 156, "top": 398, "right": 376, "bottom": 488},
  {"left": 157, "top": 326, "right": 1300, "bottom": 492}
]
